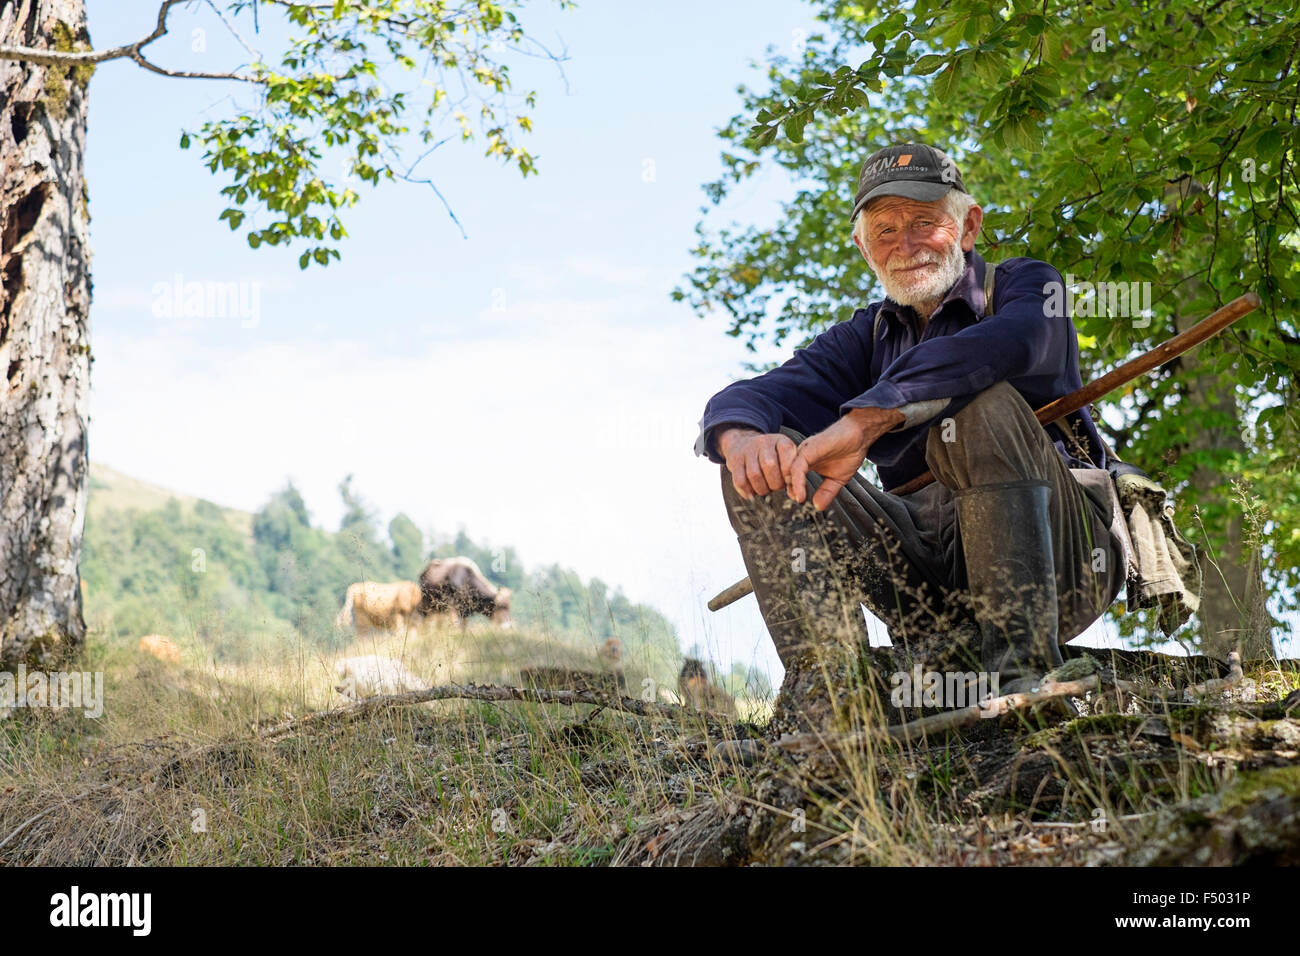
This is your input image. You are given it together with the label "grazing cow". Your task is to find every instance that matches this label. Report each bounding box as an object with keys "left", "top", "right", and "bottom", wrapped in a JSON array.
[
  {"left": 597, "top": 637, "right": 626, "bottom": 690},
  {"left": 138, "top": 634, "right": 181, "bottom": 665},
  {"left": 335, "top": 581, "right": 423, "bottom": 636},
  {"left": 677, "top": 658, "right": 737, "bottom": 716},
  {"left": 418, "top": 557, "right": 512, "bottom": 627},
  {"left": 334, "top": 655, "right": 426, "bottom": 700}
]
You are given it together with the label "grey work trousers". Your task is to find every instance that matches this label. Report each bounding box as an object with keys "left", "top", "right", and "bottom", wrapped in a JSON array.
[{"left": 721, "top": 382, "right": 1125, "bottom": 671}]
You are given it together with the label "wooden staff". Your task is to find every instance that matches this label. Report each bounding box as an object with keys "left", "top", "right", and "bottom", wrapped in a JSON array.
[{"left": 707, "top": 292, "right": 1261, "bottom": 613}]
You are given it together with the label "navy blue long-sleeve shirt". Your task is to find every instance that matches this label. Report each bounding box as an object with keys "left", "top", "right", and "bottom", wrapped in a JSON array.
[{"left": 693, "top": 250, "right": 1110, "bottom": 491}]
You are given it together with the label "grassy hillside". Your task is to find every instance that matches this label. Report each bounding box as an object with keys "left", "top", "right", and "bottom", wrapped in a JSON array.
[
  {"left": 80, "top": 467, "right": 747, "bottom": 691},
  {"left": 1, "top": 619, "right": 1295, "bottom": 866},
  {"left": 0, "top": 615, "right": 771, "bottom": 865}
]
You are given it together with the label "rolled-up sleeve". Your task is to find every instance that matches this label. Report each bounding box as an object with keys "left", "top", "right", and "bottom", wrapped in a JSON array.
[
  {"left": 840, "top": 260, "right": 1068, "bottom": 415},
  {"left": 890, "top": 397, "right": 951, "bottom": 431},
  {"left": 694, "top": 309, "right": 877, "bottom": 464}
]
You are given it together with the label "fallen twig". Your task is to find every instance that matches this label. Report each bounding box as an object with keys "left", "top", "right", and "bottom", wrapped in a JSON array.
[
  {"left": 1029, "top": 811, "right": 1158, "bottom": 828},
  {"left": 777, "top": 653, "right": 1247, "bottom": 754},
  {"left": 257, "top": 683, "right": 705, "bottom": 739},
  {"left": 1181, "top": 651, "right": 1245, "bottom": 700},
  {"left": 0, "top": 789, "right": 91, "bottom": 854},
  {"left": 776, "top": 675, "right": 1099, "bottom": 753},
  {"left": 1107, "top": 651, "right": 1244, "bottom": 703}
]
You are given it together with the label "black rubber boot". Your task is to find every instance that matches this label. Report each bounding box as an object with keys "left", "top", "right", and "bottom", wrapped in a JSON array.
[{"left": 953, "top": 479, "right": 1064, "bottom": 695}]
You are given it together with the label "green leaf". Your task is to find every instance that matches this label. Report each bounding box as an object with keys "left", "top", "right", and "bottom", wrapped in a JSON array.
[
  {"left": 912, "top": 54, "right": 947, "bottom": 76},
  {"left": 933, "top": 58, "right": 963, "bottom": 100},
  {"left": 745, "top": 127, "right": 775, "bottom": 152},
  {"left": 972, "top": 51, "right": 1005, "bottom": 83},
  {"left": 1257, "top": 127, "right": 1283, "bottom": 159},
  {"left": 783, "top": 114, "right": 808, "bottom": 144}
]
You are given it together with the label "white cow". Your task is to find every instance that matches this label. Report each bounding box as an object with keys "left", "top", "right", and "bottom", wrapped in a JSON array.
[{"left": 334, "top": 655, "right": 426, "bottom": 701}]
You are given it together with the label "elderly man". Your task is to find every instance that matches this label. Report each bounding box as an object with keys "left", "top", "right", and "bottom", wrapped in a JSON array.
[{"left": 694, "top": 143, "right": 1125, "bottom": 732}]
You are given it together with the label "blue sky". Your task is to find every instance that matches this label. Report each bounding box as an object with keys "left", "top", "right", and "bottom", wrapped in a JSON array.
[{"left": 82, "top": 1, "right": 1291, "bottom": 680}]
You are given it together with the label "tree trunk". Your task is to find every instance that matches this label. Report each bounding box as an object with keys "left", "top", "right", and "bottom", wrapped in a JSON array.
[
  {"left": 0, "top": 0, "right": 92, "bottom": 667},
  {"left": 1171, "top": 304, "right": 1274, "bottom": 661}
]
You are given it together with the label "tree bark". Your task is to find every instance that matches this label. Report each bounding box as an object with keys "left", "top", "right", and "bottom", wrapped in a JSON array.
[{"left": 0, "top": 0, "right": 92, "bottom": 667}]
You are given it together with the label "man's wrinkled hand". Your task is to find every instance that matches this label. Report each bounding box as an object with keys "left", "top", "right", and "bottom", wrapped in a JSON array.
[
  {"left": 789, "top": 407, "right": 904, "bottom": 511},
  {"left": 719, "top": 428, "right": 799, "bottom": 500}
]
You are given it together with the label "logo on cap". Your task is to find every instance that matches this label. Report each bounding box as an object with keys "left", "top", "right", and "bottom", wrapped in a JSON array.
[{"left": 850, "top": 143, "right": 967, "bottom": 223}]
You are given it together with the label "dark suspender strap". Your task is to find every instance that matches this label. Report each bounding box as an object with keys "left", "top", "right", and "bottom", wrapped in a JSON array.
[{"left": 982, "top": 258, "right": 997, "bottom": 317}]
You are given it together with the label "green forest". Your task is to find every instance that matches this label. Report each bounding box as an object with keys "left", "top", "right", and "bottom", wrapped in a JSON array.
[{"left": 79, "top": 466, "right": 684, "bottom": 675}]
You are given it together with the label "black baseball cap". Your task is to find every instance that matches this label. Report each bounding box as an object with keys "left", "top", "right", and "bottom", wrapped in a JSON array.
[{"left": 850, "top": 143, "right": 967, "bottom": 223}]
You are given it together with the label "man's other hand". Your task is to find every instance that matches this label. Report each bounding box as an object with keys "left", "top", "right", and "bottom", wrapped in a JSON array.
[
  {"left": 719, "top": 428, "right": 799, "bottom": 500},
  {"left": 789, "top": 407, "right": 905, "bottom": 511}
]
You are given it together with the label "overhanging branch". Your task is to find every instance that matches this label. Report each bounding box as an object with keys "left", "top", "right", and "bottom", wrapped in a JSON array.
[{"left": 0, "top": 0, "right": 259, "bottom": 82}]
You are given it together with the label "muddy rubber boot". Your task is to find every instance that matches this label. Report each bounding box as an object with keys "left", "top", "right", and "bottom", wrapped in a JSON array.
[
  {"left": 734, "top": 508, "right": 880, "bottom": 739},
  {"left": 953, "top": 479, "right": 1064, "bottom": 696}
]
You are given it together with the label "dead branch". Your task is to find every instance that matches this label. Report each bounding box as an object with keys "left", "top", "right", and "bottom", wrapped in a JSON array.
[
  {"left": 1181, "top": 651, "right": 1245, "bottom": 699},
  {"left": 0, "top": 0, "right": 259, "bottom": 81},
  {"left": 0, "top": 789, "right": 90, "bottom": 854},
  {"left": 1106, "top": 650, "right": 1245, "bottom": 703},
  {"left": 257, "top": 682, "right": 704, "bottom": 739},
  {"left": 776, "top": 676, "right": 1101, "bottom": 754},
  {"left": 777, "top": 653, "right": 1245, "bottom": 754}
]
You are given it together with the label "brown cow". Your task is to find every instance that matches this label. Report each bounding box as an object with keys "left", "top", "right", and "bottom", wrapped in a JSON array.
[
  {"left": 138, "top": 634, "right": 182, "bottom": 665},
  {"left": 335, "top": 580, "right": 423, "bottom": 636},
  {"left": 677, "top": 658, "right": 736, "bottom": 716},
  {"left": 418, "top": 557, "right": 512, "bottom": 627}
]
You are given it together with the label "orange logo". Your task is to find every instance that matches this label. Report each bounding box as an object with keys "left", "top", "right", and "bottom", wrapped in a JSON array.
[{"left": 896, "top": 154, "right": 913, "bottom": 166}]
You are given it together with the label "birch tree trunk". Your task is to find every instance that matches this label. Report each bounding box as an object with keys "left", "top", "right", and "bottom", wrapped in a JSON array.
[{"left": 0, "top": 0, "right": 92, "bottom": 667}]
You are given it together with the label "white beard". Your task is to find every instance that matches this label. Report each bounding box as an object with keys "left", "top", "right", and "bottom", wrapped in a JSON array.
[{"left": 869, "top": 238, "right": 967, "bottom": 310}]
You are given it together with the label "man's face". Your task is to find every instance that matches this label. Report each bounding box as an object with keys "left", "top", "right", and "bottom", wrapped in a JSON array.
[{"left": 854, "top": 196, "right": 979, "bottom": 307}]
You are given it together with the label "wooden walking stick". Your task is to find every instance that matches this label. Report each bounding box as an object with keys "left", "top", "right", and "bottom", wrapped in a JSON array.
[{"left": 706, "top": 292, "right": 1261, "bottom": 613}]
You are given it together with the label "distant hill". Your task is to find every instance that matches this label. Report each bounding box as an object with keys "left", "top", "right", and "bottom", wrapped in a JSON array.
[
  {"left": 89, "top": 463, "right": 252, "bottom": 536},
  {"left": 80, "top": 466, "right": 687, "bottom": 682}
]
